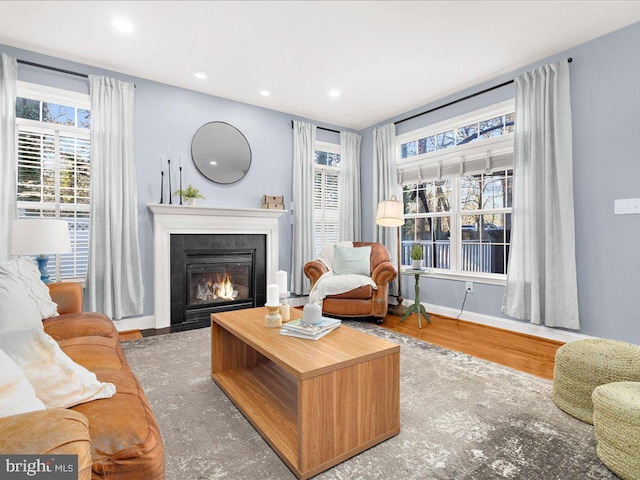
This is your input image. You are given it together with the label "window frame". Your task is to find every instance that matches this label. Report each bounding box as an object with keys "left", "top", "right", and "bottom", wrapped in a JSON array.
[
  {"left": 15, "top": 81, "right": 91, "bottom": 282},
  {"left": 397, "top": 100, "right": 515, "bottom": 285}
]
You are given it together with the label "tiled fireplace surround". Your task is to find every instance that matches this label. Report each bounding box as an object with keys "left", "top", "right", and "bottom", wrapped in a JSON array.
[{"left": 148, "top": 204, "right": 285, "bottom": 329}]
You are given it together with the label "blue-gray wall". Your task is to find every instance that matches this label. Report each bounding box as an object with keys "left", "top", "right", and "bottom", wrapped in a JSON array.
[
  {"left": 0, "top": 43, "right": 342, "bottom": 318},
  {"left": 4, "top": 21, "right": 640, "bottom": 344},
  {"left": 359, "top": 22, "right": 640, "bottom": 344}
]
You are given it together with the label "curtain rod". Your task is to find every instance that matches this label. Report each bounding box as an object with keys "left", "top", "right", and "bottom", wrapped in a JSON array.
[
  {"left": 394, "top": 57, "right": 573, "bottom": 127},
  {"left": 290, "top": 120, "right": 340, "bottom": 134},
  {"left": 17, "top": 58, "right": 137, "bottom": 87},
  {"left": 17, "top": 59, "right": 89, "bottom": 79}
]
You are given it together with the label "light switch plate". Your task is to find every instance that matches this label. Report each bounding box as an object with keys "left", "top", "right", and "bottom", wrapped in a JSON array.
[{"left": 614, "top": 198, "right": 640, "bottom": 215}]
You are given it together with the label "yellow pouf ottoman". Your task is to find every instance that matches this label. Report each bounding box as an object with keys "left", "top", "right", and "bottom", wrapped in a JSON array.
[
  {"left": 592, "top": 382, "right": 640, "bottom": 480},
  {"left": 552, "top": 339, "right": 640, "bottom": 424}
]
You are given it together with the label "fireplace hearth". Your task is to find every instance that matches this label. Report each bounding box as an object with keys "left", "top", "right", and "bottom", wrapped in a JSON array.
[{"left": 170, "top": 234, "right": 266, "bottom": 331}]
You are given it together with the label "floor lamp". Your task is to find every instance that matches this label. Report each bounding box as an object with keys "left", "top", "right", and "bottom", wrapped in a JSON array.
[{"left": 375, "top": 195, "right": 407, "bottom": 317}]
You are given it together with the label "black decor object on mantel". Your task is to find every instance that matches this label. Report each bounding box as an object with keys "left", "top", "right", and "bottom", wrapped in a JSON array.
[
  {"left": 167, "top": 158, "right": 172, "bottom": 205},
  {"left": 159, "top": 170, "right": 164, "bottom": 204},
  {"left": 179, "top": 166, "right": 183, "bottom": 205}
]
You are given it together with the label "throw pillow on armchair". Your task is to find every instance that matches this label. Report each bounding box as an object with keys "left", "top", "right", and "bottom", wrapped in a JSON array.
[{"left": 333, "top": 245, "right": 372, "bottom": 276}]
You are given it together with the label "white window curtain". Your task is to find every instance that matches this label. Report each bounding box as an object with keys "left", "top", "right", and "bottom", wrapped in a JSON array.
[
  {"left": 291, "top": 120, "right": 317, "bottom": 295},
  {"left": 338, "top": 131, "right": 362, "bottom": 242},
  {"left": 0, "top": 53, "right": 17, "bottom": 261},
  {"left": 86, "top": 75, "right": 144, "bottom": 319},
  {"left": 502, "top": 61, "right": 579, "bottom": 329},
  {"left": 372, "top": 122, "right": 399, "bottom": 295}
]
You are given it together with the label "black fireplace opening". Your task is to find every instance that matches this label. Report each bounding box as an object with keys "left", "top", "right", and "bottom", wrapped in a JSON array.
[
  {"left": 187, "top": 253, "right": 253, "bottom": 307},
  {"left": 170, "top": 234, "right": 266, "bottom": 331}
]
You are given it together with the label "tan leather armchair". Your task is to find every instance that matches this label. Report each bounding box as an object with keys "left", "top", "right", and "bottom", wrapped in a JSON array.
[{"left": 304, "top": 242, "right": 397, "bottom": 321}]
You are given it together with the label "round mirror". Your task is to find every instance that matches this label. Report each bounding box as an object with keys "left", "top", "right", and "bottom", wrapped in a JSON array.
[{"left": 191, "top": 122, "right": 252, "bottom": 184}]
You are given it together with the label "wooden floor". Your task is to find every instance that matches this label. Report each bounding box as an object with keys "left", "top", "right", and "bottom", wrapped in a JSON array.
[
  {"left": 123, "top": 310, "right": 563, "bottom": 380},
  {"left": 381, "top": 311, "right": 563, "bottom": 379},
  {"left": 119, "top": 330, "right": 143, "bottom": 342}
]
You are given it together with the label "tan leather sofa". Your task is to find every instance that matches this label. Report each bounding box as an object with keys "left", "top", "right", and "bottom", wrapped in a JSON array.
[
  {"left": 0, "top": 282, "right": 165, "bottom": 480},
  {"left": 304, "top": 242, "right": 397, "bottom": 320}
]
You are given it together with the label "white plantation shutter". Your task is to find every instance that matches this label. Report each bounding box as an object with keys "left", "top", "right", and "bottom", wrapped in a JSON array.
[
  {"left": 17, "top": 129, "right": 55, "bottom": 203},
  {"left": 313, "top": 166, "right": 339, "bottom": 256},
  {"left": 58, "top": 210, "right": 89, "bottom": 278},
  {"left": 16, "top": 125, "right": 91, "bottom": 280}
]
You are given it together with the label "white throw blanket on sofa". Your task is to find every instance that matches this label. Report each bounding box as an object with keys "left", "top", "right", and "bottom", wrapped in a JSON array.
[{"left": 308, "top": 242, "right": 377, "bottom": 304}]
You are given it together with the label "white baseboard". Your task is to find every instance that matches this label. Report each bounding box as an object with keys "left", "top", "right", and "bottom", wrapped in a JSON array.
[
  {"left": 403, "top": 300, "right": 597, "bottom": 344},
  {"left": 113, "top": 315, "right": 156, "bottom": 332}
]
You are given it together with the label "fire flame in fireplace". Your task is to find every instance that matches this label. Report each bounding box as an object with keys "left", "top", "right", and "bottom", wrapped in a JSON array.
[
  {"left": 195, "top": 272, "right": 239, "bottom": 303},
  {"left": 215, "top": 273, "right": 236, "bottom": 300}
]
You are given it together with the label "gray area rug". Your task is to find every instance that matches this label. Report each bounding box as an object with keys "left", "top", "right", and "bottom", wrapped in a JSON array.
[{"left": 122, "top": 321, "right": 616, "bottom": 480}]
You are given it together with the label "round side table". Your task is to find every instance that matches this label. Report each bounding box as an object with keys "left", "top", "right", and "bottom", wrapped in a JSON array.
[{"left": 400, "top": 269, "right": 431, "bottom": 328}]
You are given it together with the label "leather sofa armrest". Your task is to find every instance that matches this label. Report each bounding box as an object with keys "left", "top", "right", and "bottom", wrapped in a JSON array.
[
  {"left": 43, "top": 312, "right": 119, "bottom": 341},
  {"left": 0, "top": 409, "right": 92, "bottom": 480},
  {"left": 371, "top": 260, "right": 397, "bottom": 287},
  {"left": 48, "top": 282, "right": 83, "bottom": 315},
  {"left": 304, "top": 260, "right": 329, "bottom": 287}
]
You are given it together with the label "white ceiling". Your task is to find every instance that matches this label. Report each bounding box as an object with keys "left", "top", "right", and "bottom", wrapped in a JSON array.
[{"left": 1, "top": 1, "right": 640, "bottom": 130}]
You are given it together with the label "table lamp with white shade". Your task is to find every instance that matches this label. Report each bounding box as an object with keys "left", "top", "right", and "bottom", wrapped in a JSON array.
[
  {"left": 375, "top": 195, "right": 407, "bottom": 317},
  {"left": 11, "top": 219, "right": 72, "bottom": 283}
]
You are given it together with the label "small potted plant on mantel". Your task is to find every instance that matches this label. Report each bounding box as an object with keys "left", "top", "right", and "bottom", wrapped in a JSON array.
[
  {"left": 410, "top": 244, "right": 424, "bottom": 270},
  {"left": 174, "top": 184, "right": 205, "bottom": 206}
]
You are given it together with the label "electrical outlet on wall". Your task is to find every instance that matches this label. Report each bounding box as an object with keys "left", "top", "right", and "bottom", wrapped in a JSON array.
[
  {"left": 466, "top": 281, "right": 474, "bottom": 294},
  {"left": 614, "top": 198, "right": 640, "bottom": 215}
]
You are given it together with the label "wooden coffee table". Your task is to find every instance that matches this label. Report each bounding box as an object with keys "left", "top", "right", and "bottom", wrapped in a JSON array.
[{"left": 210, "top": 307, "right": 400, "bottom": 480}]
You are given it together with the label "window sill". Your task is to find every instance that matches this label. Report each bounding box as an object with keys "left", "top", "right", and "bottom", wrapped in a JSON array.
[
  {"left": 400, "top": 269, "right": 506, "bottom": 286},
  {"left": 56, "top": 278, "right": 87, "bottom": 288}
]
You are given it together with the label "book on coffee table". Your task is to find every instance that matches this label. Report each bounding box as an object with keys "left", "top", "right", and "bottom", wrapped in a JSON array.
[
  {"left": 280, "top": 323, "right": 340, "bottom": 341},
  {"left": 280, "top": 317, "right": 341, "bottom": 340}
]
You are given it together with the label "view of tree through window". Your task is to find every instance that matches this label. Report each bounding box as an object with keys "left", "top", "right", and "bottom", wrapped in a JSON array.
[
  {"left": 403, "top": 180, "right": 452, "bottom": 269},
  {"left": 15, "top": 89, "right": 91, "bottom": 280},
  {"left": 399, "top": 101, "right": 515, "bottom": 277},
  {"left": 401, "top": 112, "right": 514, "bottom": 159},
  {"left": 402, "top": 169, "right": 513, "bottom": 275},
  {"left": 459, "top": 170, "right": 512, "bottom": 274}
]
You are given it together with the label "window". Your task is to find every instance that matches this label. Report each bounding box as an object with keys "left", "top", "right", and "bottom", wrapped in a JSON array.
[
  {"left": 402, "top": 179, "right": 452, "bottom": 269},
  {"left": 402, "top": 170, "right": 512, "bottom": 276},
  {"left": 398, "top": 101, "right": 514, "bottom": 280},
  {"left": 15, "top": 82, "right": 91, "bottom": 281},
  {"left": 313, "top": 142, "right": 341, "bottom": 256},
  {"left": 459, "top": 170, "right": 512, "bottom": 274},
  {"left": 400, "top": 111, "right": 515, "bottom": 159}
]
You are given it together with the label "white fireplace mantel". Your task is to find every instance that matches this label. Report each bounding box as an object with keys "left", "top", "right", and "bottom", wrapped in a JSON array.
[{"left": 148, "top": 203, "right": 286, "bottom": 329}]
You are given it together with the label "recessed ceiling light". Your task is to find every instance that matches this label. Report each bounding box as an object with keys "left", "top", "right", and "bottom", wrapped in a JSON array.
[
  {"left": 193, "top": 70, "right": 211, "bottom": 80},
  {"left": 328, "top": 90, "right": 341, "bottom": 97},
  {"left": 111, "top": 17, "right": 135, "bottom": 34},
  {"left": 210, "top": 161, "right": 217, "bottom": 165},
  {"left": 259, "top": 89, "right": 274, "bottom": 97}
]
